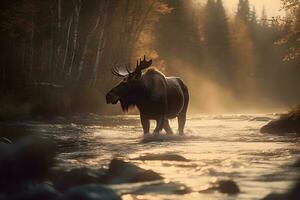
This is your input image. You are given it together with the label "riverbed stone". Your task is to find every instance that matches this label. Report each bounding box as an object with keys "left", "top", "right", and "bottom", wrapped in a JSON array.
[
  {"left": 132, "top": 181, "right": 192, "bottom": 195},
  {"left": 250, "top": 117, "right": 272, "bottom": 122},
  {"left": 262, "top": 179, "right": 300, "bottom": 200},
  {"left": 199, "top": 179, "right": 240, "bottom": 195},
  {"left": 0, "top": 194, "right": 7, "bottom": 200},
  {"left": 133, "top": 153, "right": 189, "bottom": 162},
  {"left": 59, "top": 184, "right": 121, "bottom": 200},
  {"left": 53, "top": 167, "right": 106, "bottom": 192},
  {"left": 261, "top": 193, "right": 288, "bottom": 200},
  {"left": 260, "top": 114, "right": 300, "bottom": 134},
  {"left": 217, "top": 180, "right": 240, "bottom": 194},
  {"left": 105, "top": 159, "right": 163, "bottom": 184},
  {"left": 0, "top": 137, "right": 12, "bottom": 144},
  {"left": 11, "top": 183, "right": 61, "bottom": 200},
  {"left": 0, "top": 137, "right": 56, "bottom": 193}
]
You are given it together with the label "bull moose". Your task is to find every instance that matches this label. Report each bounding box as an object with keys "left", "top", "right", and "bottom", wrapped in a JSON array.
[{"left": 106, "top": 56, "right": 189, "bottom": 136}]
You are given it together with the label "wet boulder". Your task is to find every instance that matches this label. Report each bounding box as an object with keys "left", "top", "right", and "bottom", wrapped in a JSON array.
[
  {"left": 0, "top": 137, "right": 12, "bottom": 145},
  {"left": 132, "top": 181, "right": 192, "bottom": 195},
  {"left": 250, "top": 116, "right": 272, "bottom": 122},
  {"left": 262, "top": 179, "right": 300, "bottom": 200},
  {"left": 261, "top": 193, "right": 288, "bottom": 200},
  {"left": 287, "top": 180, "right": 300, "bottom": 200},
  {"left": 0, "top": 137, "right": 56, "bottom": 193},
  {"left": 216, "top": 180, "right": 240, "bottom": 194},
  {"left": 0, "top": 195, "right": 7, "bottom": 200},
  {"left": 199, "top": 179, "right": 240, "bottom": 195},
  {"left": 59, "top": 184, "right": 121, "bottom": 200},
  {"left": 260, "top": 113, "right": 300, "bottom": 134},
  {"left": 11, "top": 183, "right": 61, "bottom": 200},
  {"left": 292, "top": 159, "right": 300, "bottom": 168},
  {"left": 105, "top": 159, "right": 163, "bottom": 184},
  {"left": 53, "top": 167, "right": 107, "bottom": 192},
  {"left": 133, "top": 153, "right": 189, "bottom": 162}
]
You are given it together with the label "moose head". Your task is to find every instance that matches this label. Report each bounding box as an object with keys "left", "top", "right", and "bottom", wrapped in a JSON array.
[{"left": 106, "top": 56, "right": 152, "bottom": 111}]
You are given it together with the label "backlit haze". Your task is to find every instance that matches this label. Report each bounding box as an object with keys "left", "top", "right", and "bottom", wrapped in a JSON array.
[{"left": 195, "top": 0, "right": 283, "bottom": 17}]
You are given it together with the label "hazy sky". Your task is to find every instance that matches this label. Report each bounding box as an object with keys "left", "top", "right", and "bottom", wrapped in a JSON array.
[
  {"left": 195, "top": 0, "right": 283, "bottom": 17},
  {"left": 224, "top": 0, "right": 283, "bottom": 16}
]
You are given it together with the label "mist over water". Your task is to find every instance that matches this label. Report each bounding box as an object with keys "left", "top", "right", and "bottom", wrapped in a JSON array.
[{"left": 14, "top": 114, "right": 300, "bottom": 200}]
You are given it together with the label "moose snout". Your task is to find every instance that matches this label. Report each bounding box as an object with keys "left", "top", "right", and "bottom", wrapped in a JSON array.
[{"left": 106, "top": 91, "right": 119, "bottom": 104}]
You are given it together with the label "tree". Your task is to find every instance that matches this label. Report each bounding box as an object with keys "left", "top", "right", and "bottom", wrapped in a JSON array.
[
  {"left": 202, "top": 0, "right": 233, "bottom": 81},
  {"left": 236, "top": 0, "right": 250, "bottom": 22},
  {"left": 278, "top": 0, "right": 300, "bottom": 61},
  {"left": 154, "top": 0, "right": 202, "bottom": 69}
]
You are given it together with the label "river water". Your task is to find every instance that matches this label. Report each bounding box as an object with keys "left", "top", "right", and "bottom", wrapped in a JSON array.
[{"left": 7, "top": 114, "right": 300, "bottom": 200}]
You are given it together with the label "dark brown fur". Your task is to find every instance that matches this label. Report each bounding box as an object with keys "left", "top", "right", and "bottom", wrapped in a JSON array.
[
  {"left": 106, "top": 65, "right": 189, "bottom": 135},
  {"left": 106, "top": 56, "right": 189, "bottom": 134}
]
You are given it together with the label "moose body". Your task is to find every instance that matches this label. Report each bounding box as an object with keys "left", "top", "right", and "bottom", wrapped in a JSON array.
[{"left": 106, "top": 56, "right": 189, "bottom": 135}]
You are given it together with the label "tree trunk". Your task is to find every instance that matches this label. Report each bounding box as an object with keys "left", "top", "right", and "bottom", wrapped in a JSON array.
[
  {"left": 68, "top": 0, "right": 82, "bottom": 77},
  {"left": 29, "top": 12, "right": 35, "bottom": 81},
  {"left": 76, "top": 14, "right": 101, "bottom": 85},
  {"left": 58, "top": 0, "right": 62, "bottom": 31},
  {"left": 90, "top": 30, "right": 106, "bottom": 87},
  {"left": 62, "top": 17, "right": 73, "bottom": 74},
  {"left": 21, "top": 39, "right": 26, "bottom": 72},
  {"left": 55, "top": 0, "right": 63, "bottom": 77},
  {"left": 89, "top": 1, "right": 109, "bottom": 87}
]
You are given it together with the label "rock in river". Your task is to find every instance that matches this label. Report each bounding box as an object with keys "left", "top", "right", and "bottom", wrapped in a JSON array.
[
  {"left": 199, "top": 179, "right": 240, "bottom": 195},
  {"left": 53, "top": 167, "right": 107, "bottom": 192},
  {"left": 217, "top": 180, "right": 240, "bottom": 195},
  {"left": 59, "top": 184, "right": 121, "bottom": 200},
  {"left": 260, "top": 112, "right": 300, "bottom": 134},
  {"left": 0, "top": 137, "right": 56, "bottom": 193},
  {"left": 133, "top": 153, "right": 189, "bottom": 162},
  {"left": 0, "top": 137, "right": 12, "bottom": 145},
  {"left": 11, "top": 183, "right": 61, "bottom": 200},
  {"left": 262, "top": 179, "right": 300, "bottom": 200},
  {"left": 105, "top": 159, "right": 163, "bottom": 184}
]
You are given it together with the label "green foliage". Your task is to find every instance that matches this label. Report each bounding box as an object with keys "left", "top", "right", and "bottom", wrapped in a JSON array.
[
  {"left": 278, "top": 0, "right": 300, "bottom": 61},
  {"left": 203, "top": 0, "right": 231, "bottom": 58},
  {"left": 236, "top": 0, "right": 250, "bottom": 22}
]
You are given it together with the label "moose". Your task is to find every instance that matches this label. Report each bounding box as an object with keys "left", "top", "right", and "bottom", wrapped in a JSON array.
[{"left": 106, "top": 56, "right": 189, "bottom": 136}]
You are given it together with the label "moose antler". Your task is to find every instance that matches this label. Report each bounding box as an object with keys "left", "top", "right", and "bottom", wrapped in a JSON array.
[
  {"left": 111, "top": 55, "right": 152, "bottom": 78},
  {"left": 125, "top": 64, "right": 132, "bottom": 74},
  {"left": 111, "top": 65, "right": 128, "bottom": 78},
  {"left": 135, "top": 55, "right": 152, "bottom": 73}
]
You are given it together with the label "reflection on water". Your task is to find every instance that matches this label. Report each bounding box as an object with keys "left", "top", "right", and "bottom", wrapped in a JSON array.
[{"left": 5, "top": 114, "right": 300, "bottom": 200}]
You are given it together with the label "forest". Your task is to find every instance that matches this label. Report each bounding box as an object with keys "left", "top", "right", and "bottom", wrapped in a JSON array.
[
  {"left": 0, "top": 0, "right": 299, "bottom": 119},
  {"left": 1, "top": 1, "right": 300, "bottom": 200}
]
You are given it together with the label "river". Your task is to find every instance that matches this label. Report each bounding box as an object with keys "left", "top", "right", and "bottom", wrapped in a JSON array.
[{"left": 4, "top": 114, "right": 300, "bottom": 200}]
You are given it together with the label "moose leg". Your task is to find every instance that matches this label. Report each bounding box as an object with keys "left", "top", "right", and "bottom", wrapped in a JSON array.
[
  {"left": 163, "top": 119, "right": 173, "bottom": 135},
  {"left": 140, "top": 115, "right": 150, "bottom": 135},
  {"left": 178, "top": 100, "right": 188, "bottom": 135},
  {"left": 153, "top": 116, "right": 164, "bottom": 135},
  {"left": 178, "top": 112, "right": 186, "bottom": 135},
  {"left": 178, "top": 83, "right": 189, "bottom": 135}
]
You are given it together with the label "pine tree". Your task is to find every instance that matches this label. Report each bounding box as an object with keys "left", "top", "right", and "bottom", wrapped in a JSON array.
[
  {"left": 236, "top": 0, "right": 250, "bottom": 23},
  {"left": 201, "top": 0, "right": 233, "bottom": 84},
  {"left": 260, "top": 7, "right": 268, "bottom": 27},
  {"left": 249, "top": 6, "right": 258, "bottom": 40}
]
